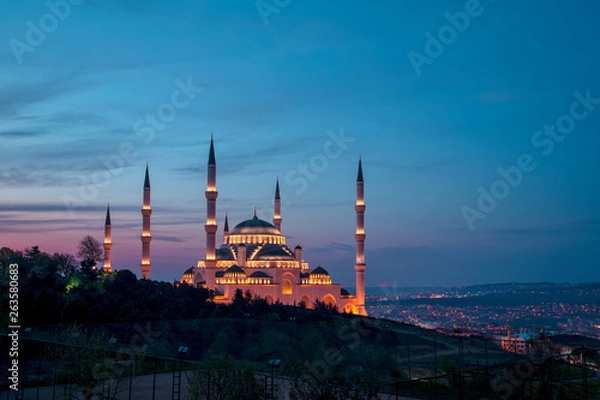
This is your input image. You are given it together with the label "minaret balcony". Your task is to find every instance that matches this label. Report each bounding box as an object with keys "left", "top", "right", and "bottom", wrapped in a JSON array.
[
  {"left": 354, "top": 263, "right": 366, "bottom": 272},
  {"left": 205, "top": 224, "right": 218, "bottom": 233}
]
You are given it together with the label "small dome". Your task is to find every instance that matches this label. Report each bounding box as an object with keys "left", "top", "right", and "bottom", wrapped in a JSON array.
[
  {"left": 183, "top": 267, "right": 194, "bottom": 275},
  {"left": 295, "top": 245, "right": 302, "bottom": 250},
  {"left": 231, "top": 218, "right": 280, "bottom": 235},
  {"left": 311, "top": 266, "right": 329, "bottom": 276},
  {"left": 341, "top": 288, "right": 350, "bottom": 296},
  {"left": 216, "top": 246, "right": 235, "bottom": 260},
  {"left": 249, "top": 271, "right": 271, "bottom": 278}
]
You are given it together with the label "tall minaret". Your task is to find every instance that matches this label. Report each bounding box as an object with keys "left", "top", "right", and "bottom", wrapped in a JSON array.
[
  {"left": 273, "top": 178, "right": 282, "bottom": 232},
  {"left": 103, "top": 203, "right": 112, "bottom": 273},
  {"left": 141, "top": 163, "right": 152, "bottom": 280},
  {"left": 223, "top": 213, "right": 229, "bottom": 244},
  {"left": 205, "top": 135, "right": 218, "bottom": 264},
  {"left": 354, "top": 157, "right": 367, "bottom": 316}
]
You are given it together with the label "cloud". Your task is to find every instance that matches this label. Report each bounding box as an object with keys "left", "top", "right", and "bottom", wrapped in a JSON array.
[
  {"left": 370, "top": 156, "right": 467, "bottom": 174},
  {"left": 154, "top": 235, "right": 185, "bottom": 243},
  {"left": 485, "top": 218, "right": 600, "bottom": 237},
  {"left": 173, "top": 133, "right": 325, "bottom": 177},
  {"left": 0, "top": 167, "right": 70, "bottom": 187},
  {"left": 0, "top": 202, "right": 142, "bottom": 213},
  {"left": 312, "top": 241, "right": 354, "bottom": 253},
  {"left": 0, "top": 72, "right": 81, "bottom": 118},
  {"left": 0, "top": 130, "right": 44, "bottom": 138}
]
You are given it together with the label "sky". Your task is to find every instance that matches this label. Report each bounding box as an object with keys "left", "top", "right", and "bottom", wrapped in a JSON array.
[{"left": 1, "top": 0, "right": 599, "bottom": 288}]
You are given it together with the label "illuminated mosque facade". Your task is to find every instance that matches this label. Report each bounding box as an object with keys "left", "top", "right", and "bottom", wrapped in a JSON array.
[{"left": 102, "top": 136, "right": 367, "bottom": 315}]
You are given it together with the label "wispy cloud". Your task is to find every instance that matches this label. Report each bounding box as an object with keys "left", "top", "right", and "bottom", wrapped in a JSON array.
[
  {"left": 312, "top": 241, "right": 354, "bottom": 253},
  {"left": 486, "top": 218, "right": 600, "bottom": 237},
  {"left": 370, "top": 156, "right": 467, "bottom": 174},
  {"left": 154, "top": 235, "right": 185, "bottom": 243},
  {"left": 0, "top": 130, "right": 44, "bottom": 138},
  {"left": 0, "top": 73, "right": 82, "bottom": 118},
  {"left": 173, "top": 133, "right": 324, "bottom": 177}
]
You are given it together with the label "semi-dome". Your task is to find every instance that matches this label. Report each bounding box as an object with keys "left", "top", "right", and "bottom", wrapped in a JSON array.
[
  {"left": 249, "top": 271, "right": 271, "bottom": 278},
  {"left": 231, "top": 217, "right": 280, "bottom": 235},
  {"left": 253, "top": 244, "right": 294, "bottom": 260},
  {"left": 224, "top": 265, "right": 245, "bottom": 277}
]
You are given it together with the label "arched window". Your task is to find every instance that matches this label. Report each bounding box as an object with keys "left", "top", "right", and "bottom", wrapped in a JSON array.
[
  {"left": 323, "top": 294, "right": 336, "bottom": 307},
  {"left": 282, "top": 280, "right": 292, "bottom": 295}
]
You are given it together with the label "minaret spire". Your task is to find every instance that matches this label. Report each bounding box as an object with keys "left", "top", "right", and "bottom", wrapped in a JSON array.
[
  {"left": 223, "top": 213, "right": 229, "bottom": 244},
  {"left": 357, "top": 156, "right": 363, "bottom": 182},
  {"left": 141, "top": 163, "right": 152, "bottom": 279},
  {"left": 205, "top": 135, "right": 218, "bottom": 264},
  {"left": 103, "top": 203, "right": 112, "bottom": 273},
  {"left": 354, "top": 156, "right": 367, "bottom": 316},
  {"left": 144, "top": 161, "right": 150, "bottom": 188},
  {"left": 273, "top": 177, "right": 282, "bottom": 231}
]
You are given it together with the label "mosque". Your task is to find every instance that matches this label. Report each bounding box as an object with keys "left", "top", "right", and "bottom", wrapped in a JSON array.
[{"left": 101, "top": 136, "right": 367, "bottom": 315}]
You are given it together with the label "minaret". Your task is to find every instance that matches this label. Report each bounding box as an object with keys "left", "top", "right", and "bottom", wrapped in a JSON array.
[
  {"left": 103, "top": 203, "right": 112, "bottom": 273},
  {"left": 141, "top": 163, "right": 152, "bottom": 280},
  {"left": 354, "top": 157, "right": 367, "bottom": 316},
  {"left": 273, "top": 178, "right": 282, "bottom": 231},
  {"left": 205, "top": 135, "right": 218, "bottom": 265},
  {"left": 223, "top": 213, "right": 229, "bottom": 244}
]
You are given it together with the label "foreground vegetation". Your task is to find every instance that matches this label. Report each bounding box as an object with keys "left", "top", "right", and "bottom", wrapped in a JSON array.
[{"left": 2, "top": 245, "right": 599, "bottom": 399}]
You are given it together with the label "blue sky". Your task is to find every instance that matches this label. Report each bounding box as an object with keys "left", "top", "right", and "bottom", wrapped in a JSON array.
[{"left": 1, "top": 0, "right": 599, "bottom": 287}]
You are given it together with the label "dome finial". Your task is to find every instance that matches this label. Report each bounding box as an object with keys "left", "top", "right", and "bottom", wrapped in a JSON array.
[{"left": 253, "top": 206, "right": 258, "bottom": 220}]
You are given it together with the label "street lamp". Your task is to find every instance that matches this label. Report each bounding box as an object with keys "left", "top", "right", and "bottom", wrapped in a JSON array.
[{"left": 268, "top": 359, "right": 281, "bottom": 399}]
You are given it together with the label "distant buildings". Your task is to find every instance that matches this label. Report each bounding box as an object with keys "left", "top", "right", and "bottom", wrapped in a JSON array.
[{"left": 500, "top": 330, "right": 532, "bottom": 354}]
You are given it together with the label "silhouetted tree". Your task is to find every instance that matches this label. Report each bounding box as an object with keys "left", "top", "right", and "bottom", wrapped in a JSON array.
[
  {"left": 52, "top": 252, "right": 78, "bottom": 277},
  {"left": 77, "top": 235, "right": 103, "bottom": 269},
  {"left": 230, "top": 289, "right": 252, "bottom": 317}
]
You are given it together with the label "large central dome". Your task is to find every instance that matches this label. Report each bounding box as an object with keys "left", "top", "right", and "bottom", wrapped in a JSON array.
[{"left": 230, "top": 216, "right": 280, "bottom": 235}]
